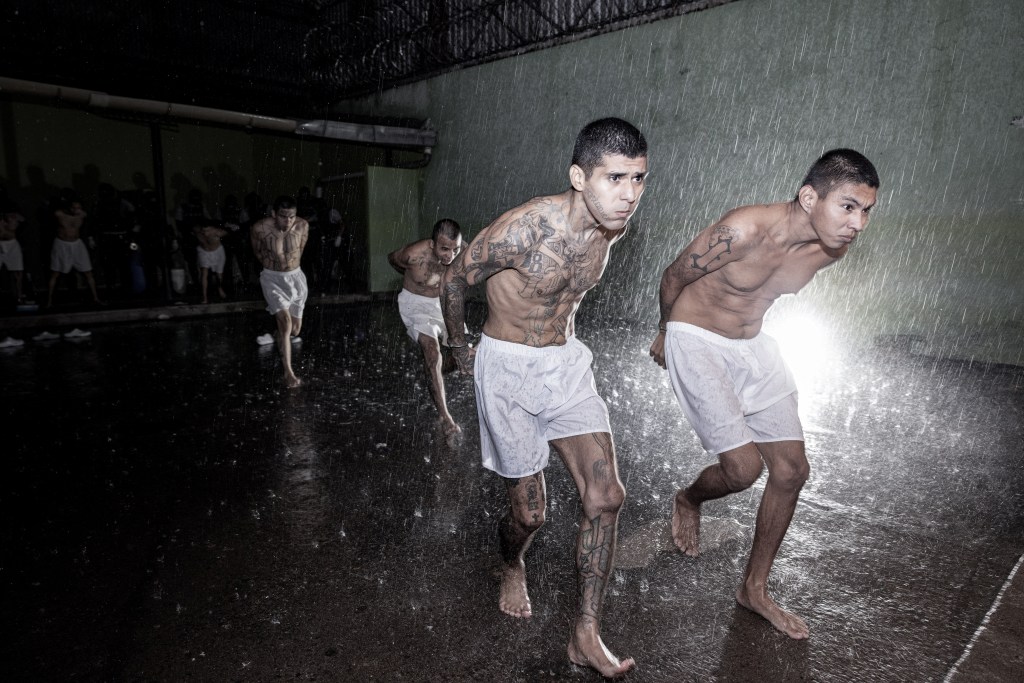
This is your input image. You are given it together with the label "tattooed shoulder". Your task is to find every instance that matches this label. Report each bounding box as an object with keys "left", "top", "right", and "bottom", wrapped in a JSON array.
[{"left": 689, "top": 224, "right": 739, "bottom": 274}]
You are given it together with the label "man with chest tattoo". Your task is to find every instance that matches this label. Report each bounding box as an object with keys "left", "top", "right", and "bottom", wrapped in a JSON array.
[
  {"left": 649, "top": 149, "right": 880, "bottom": 640},
  {"left": 441, "top": 118, "right": 647, "bottom": 678},
  {"left": 251, "top": 195, "right": 309, "bottom": 389},
  {"left": 388, "top": 219, "right": 465, "bottom": 438}
]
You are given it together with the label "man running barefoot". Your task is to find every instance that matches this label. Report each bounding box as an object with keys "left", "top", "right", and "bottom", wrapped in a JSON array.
[
  {"left": 649, "top": 149, "right": 880, "bottom": 640},
  {"left": 442, "top": 118, "right": 648, "bottom": 678},
  {"left": 388, "top": 219, "right": 465, "bottom": 438},
  {"left": 251, "top": 195, "right": 309, "bottom": 389}
]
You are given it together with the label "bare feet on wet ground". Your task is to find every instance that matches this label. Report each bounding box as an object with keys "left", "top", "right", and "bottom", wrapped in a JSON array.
[
  {"left": 500, "top": 566, "right": 634, "bottom": 678},
  {"left": 567, "top": 622, "right": 636, "bottom": 678},
  {"left": 499, "top": 564, "right": 532, "bottom": 618},
  {"left": 736, "top": 584, "right": 809, "bottom": 639},
  {"left": 671, "top": 487, "right": 701, "bottom": 556}
]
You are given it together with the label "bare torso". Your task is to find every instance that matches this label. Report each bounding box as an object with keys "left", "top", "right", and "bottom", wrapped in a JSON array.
[
  {"left": 478, "top": 193, "right": 621, "bottom": 346},
  {"left": 397, "top": 240, "right": 448, "bottom": 298},
  {"left": 196, "top": 225, "right": 227, "bottom": 251},
  {"left": 55, "top": 206, "right": 87, "bottom": 242},
  {"left": 0, "top": 221, "right": 16, "bottom": 241},
  {"left": 250, "top": 217, "right": 308, "bottom": 272},
  {"left": 671, "top": 203, "right": 843, "bottom": 339}
]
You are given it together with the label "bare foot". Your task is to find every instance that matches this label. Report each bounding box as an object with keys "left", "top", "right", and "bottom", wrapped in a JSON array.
[
  {"left": 499, "top": 565, "right": 531, "bottom": 618},
  {"left": 671, "top": 488, "right": 701, "bottom": 556},
  {"left": 442, "top": 419, "right": 463, "bottom": 447},
  {"left": 735, "top": 585, "right": 809, "bottom": 639},
  {"left": 284, "top": 374, "right": 302, "bottom": 389},
  {"left": 567, "top": 625, "right": 635, "bottom": 679},
  {"left": 441, "top": 417, "right": 461, "bottom": 437}
]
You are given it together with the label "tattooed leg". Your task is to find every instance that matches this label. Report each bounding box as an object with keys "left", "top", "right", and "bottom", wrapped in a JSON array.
[
  {"left": 552, "top": 433, "right": 635, "bottom": 678},
  {"left": 499, "top": 472, "right": 546, "bottom": 618}
]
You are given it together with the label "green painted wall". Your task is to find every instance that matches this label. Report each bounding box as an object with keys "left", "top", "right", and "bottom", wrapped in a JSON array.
[
  {"left": 365, "top": 166, "right": 422, "bottom": 292},
  {"left": 1, "top": 101, "right": 153, "bottom": 206},
  {"left": 335, "top": 0, "right": 1024, "bottom": 365}
]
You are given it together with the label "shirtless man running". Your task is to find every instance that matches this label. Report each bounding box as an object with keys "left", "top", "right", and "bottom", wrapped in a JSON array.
[
  {"left": 441, "top": 118, "right": 648, "bottom": 678},
  {"left": 388, "top": 219, "right": 464, "bottom": 437},
  {"left": 251, "top": 195, "right": 309, "bottom": 389},
  {"left": 195, "top": 222, "right": 229, "bottom": 303},
  {"left": 649, "top": 148, "right": 880, "bottom": 640},
  {"left": 47, "top": 191, "right": 103, "bottom": 308}
]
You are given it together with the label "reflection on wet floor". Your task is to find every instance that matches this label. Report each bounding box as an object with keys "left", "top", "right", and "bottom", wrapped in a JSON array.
[{"left": 2, "top": 300, "right": 1022, "bottom": 681}]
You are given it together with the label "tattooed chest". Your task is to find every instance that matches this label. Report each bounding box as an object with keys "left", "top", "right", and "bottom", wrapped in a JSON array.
[{"left": 518, "top": 240, "right": 607, "bottom": 302}]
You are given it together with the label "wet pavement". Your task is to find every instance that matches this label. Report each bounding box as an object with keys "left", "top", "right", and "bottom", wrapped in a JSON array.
[{"left": 2, "top": 300, "right": 1022, "bottom": 682}]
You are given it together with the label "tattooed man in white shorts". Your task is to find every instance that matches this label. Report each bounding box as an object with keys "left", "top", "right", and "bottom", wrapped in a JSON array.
[
  {"left": 251, "top": 195, "right": 309, "bottom": 389},
  {"left": 389, "top": 219, "right": 464, "bottom": 437},
  {"left": 442, "top": 118, "right": 648, "bottom": 678},
  {"left": 649, "top": 149, "right": 880, "bottom": 640}
]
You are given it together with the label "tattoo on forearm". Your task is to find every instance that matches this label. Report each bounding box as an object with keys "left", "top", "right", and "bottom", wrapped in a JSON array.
[{"left": 441, "top": 279, "right": 467, "bottom": 337}]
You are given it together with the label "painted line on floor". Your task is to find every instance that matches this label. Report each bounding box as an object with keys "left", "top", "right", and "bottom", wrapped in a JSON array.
[{"left": 943, "top": 550, "right": 1024, "bottom": 683}]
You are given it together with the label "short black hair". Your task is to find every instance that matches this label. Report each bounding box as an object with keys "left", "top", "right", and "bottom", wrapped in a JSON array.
[
  {"left": 431, "top": 218, "right": 461, "bottom": 242},
  {"left": 571, "top": 118, "right": 647, "bottom": 177},
  {"left": 273, "top": 195, "right": 297, "bottom": 212},
  {"left": 800, "top": 149, "right": 880, "bottom": 198}
]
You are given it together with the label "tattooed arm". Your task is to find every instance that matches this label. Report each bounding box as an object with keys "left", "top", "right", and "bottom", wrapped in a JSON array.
[
  {"left": 441, "top": 203, "right": 548, "bottom": 373},
  {"left": 649, "top": 222, "right": 747, "bottom": 367},
  {"left": 658, "top": 223, "right": 746, "bottom": 326}
]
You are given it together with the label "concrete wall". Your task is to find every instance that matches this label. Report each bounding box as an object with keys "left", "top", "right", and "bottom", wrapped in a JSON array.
[{"left": 334, "top": 0, "right": 1024, "bottom": 366}]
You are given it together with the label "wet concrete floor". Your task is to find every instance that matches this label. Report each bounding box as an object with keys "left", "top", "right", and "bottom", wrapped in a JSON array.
[{"left": 2, "top": 300, "right": 1022, "bottom": 682}]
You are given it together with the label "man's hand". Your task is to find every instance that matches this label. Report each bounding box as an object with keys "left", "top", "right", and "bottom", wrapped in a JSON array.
[
  {"left": 451, "top": 344, "right": 476, "bottom": 376},
  {"left": 649, "top": 331, "right": 666, "bottom": 369}
]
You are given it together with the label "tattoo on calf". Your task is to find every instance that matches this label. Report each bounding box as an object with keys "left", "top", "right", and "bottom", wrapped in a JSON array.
[{"left": 579, "top": 514, "right": 614, "bottom": 619}]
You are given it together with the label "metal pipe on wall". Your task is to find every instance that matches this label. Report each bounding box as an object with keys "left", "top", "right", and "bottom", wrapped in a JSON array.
[{"left": 0, "top": 76, "right": 437, "bottom": 148}]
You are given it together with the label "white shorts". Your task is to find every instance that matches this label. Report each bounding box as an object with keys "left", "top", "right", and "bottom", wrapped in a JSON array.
[
  {"left": 398, "top": 288, "right": 452, "bottom": 345},
  {"left": 0, "top": 239, "right": 23, "bottom": 271},
  {"left": 197, "top": 245, "right": 225, "bottom": 273},
  {"left": 664, "top": 322, "right": 803, "bottom": 455},
  {"left": 474, "top": 334, "right": 612, "bottom": 478},
  {"left": 259, "top": 267, "right": 307, "bottom": 319},
  {"left": 50, "top": 238, "right": 92, "bottom": 273}
]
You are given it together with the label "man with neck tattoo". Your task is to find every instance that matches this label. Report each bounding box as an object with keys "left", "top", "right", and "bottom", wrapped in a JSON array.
[
  {"left": 251, "top": 195, "right": 309, "bottom": 389},
  {"left": 441, "top": 118, "right": 648, "bottom": 678},
  {"left": 649, "top": 149, "right": 880, "bottom": 640}
]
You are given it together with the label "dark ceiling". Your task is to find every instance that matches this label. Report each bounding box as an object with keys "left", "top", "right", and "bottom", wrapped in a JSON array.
[{"left": 1, "top": 0, "right": 734, "bottom": 121}]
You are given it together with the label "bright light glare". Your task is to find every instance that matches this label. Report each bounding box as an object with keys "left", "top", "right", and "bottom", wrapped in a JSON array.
[{"left": 764, "top": 309, "right": 835, "bottom": 390}]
